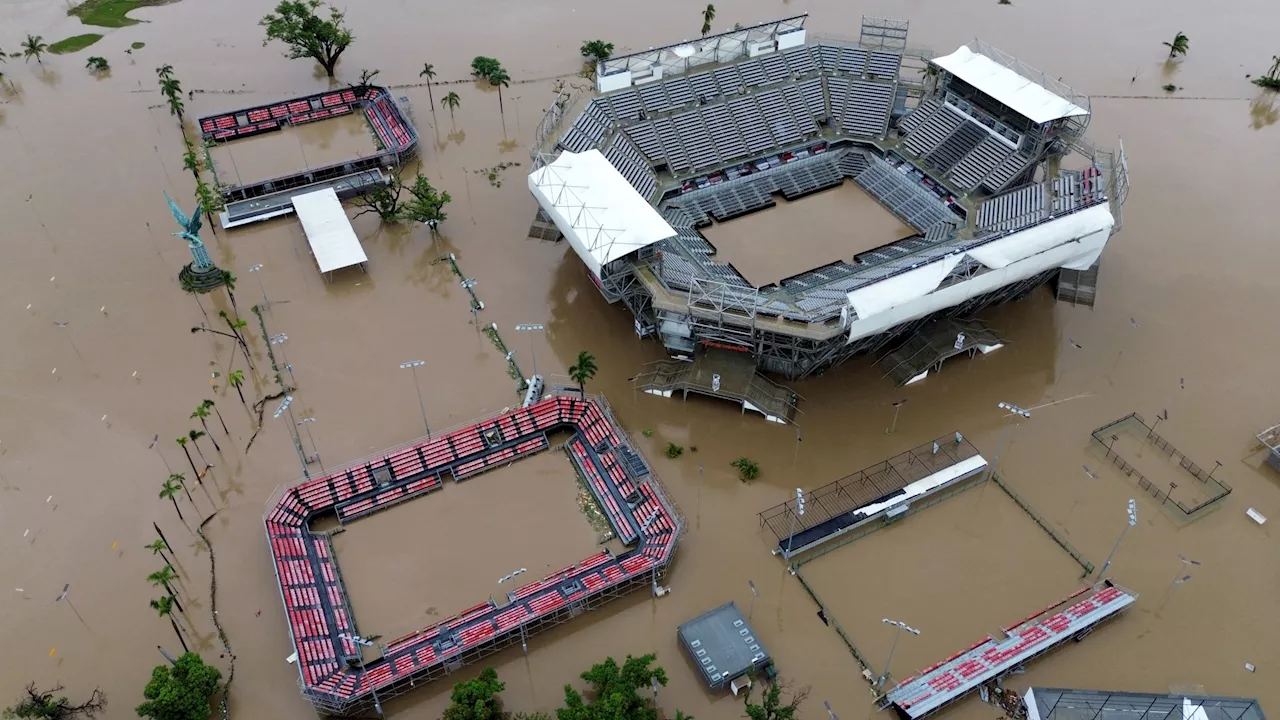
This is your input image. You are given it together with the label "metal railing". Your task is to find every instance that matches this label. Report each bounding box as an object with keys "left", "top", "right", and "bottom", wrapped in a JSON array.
[{"left": 1089, "top": 413, "right": 1231, "bottom": 518}]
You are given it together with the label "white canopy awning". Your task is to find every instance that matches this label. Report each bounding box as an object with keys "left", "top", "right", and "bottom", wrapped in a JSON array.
[
  {"left": 847, "top": 254, "right": 964, "bottom": 320},
  {"left": 292, "top": 187, "right": 367, "bottom": 274},
  {"left": 528, "top": 149, "right": 676, "bottom": 278},
  {"left": 931, "top": 46, "right": 1088, "bottom": 125},
  {"left": 966, "top": 203, "right": 1112, "bottom": 270}
]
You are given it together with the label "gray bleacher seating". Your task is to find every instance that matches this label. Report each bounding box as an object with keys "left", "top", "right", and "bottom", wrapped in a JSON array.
[
  {"left": 606, "top": 89, "right": 642, "bottom": 122},
  {"left": 838, "top": 80, "right": 894, "bottom": 137},
  {"left": 758, "top": 90, "right": 802, "bottom": 146},
  {"left": 654, "top": 117, "right": 691, "bottom": 172},
  {"left": 800, "top": 77, "right": 828, "bottom": 122},
  {"left": 896, "top": 98, "right": 940, "bottom": 135},
  {"left": 947, "top": 136, "right": 1015, "bottom": 191},
  {"left": 976, "top": 182, "right": 1046, "bottom": 233},
  {"left": 924, "top": 119, "right": 986, "bottom": 173},
  {"left": 783, "top": 47, "right": 816, "bottom": 75},
  {"left": 902, "top": 104, "right": 965, "bottom": 157},
  {"left": 604, "top": 134, "right": 659, "bottom": 201},
  {"left": 867, "top": 51, "right": 902, "bottom": 79},
  {"left": 701, "top": 103, "right": 747, "bottom": 161},
  {"left": 761, "top": 53, "right": 790, "bottom": 83},
  {"left": 837, "top": 47, "right": 869, "bottom": 74},
  {"left": 624, "top": 121, "right": 663, "bottom": 161},
  {"left": 982, "top": 150, "right": 1034, "bottom": 193},
  {"left": 853, "top": 156, "right": 955, "bottom": 230},
  {"left": 672, "top": 111, "right": 717, "bottom": 170}
]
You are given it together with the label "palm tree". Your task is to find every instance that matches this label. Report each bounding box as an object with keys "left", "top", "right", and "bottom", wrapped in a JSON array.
[
  {"left": 159, "top": 77, "right": 180, "bottom": 98},
  {"left": 568, "top": 350, "right": 598, "bottom": 395},
  {"left": 147, "top": 565, "right": 179, "bottom": 597},
  {"left": 441, "top": 91, "right": 463, "bottom": 123},
  {"left": 167, "top": 93, "right": 185, "bottom": 120},
  {"left": 488, "top": 67, "right": 511, "bottom": 118},
  {"left": 203, "top": 399, "right": 229, "bottom": 435},
  {"left": 222, "top": 271, "right": 240, "bottom": 315},
  {"left": 441, "top": 91, "right": 461, "bottom": 122},
  {"left": 1163, "top": 32, "right": 1189, "bottom": 59},
  {"left": 419, "top": 62, "right": 436, "bottom": 110},
  {"left": 22, "top": 34, "right": 48, "bottom": 64},
  {"left": 175, "top": 436, "right": 200, "bottom": 478},
  {"left": 145, "top": 538, "right": 175, "bottom": 568},
  {"left": 169, "top": 472, "right": 195, "bottom": 504},
  {"left": 228, "top": 369, "right": 249, "bottom": 410},
  {"left": 191, "top": 405, "right": 221, "bottom": 452},
  {"left": 188, "top": 429, "right": 213, "bottom": 465},
  {"left": 701, "top": 4, "right": 716, "bottom": 37},
  {"left": 159, "top": 477, "right": 187, "bottom": 525},
  {"left": 157, "top": 64, "right": 174, "bottom": 81},
  {"left": 152, "top": 595, "right": 190, "bottom": 652}
]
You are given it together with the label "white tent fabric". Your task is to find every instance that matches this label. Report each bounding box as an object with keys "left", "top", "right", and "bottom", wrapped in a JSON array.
[
  {"left": 847, "top": 254, "right": 963, "bottom": 320},
  {"left": 967, "top": 204, "right": 1113, "bottom": 270},
  {"left": 291, "top": 188, "right": 367, "bottom": 274},
  {"left": 528, "top": 149, "right": 676, "bottom": 278},
  {"left": 931, "top": 46, "right": 1089, "bottom": 125}
]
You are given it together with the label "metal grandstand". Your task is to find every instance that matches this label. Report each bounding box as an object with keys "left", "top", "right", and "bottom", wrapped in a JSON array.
[{"left": 529, "top": 17, "right": 1130, "bottom": 379}]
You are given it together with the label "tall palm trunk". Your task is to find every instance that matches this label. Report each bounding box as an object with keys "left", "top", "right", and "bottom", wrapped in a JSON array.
[
  {"left": 180, "top": 444, "right": 200, "bottom": 478},
  {"left": 233, "top": 383, "right": 247, "bottom": 410},
  {"left": 211, "top": 405, "right": 229, "bottom": 435},
  {"left": 176, "top": 476, "right": 194, "bottom": 504},
  {"left": 192, "top": 439, "right": 209, "bottom": 468},
  {"left": 498, "top": 87, "right": 505, "bottom": 117},
  {"left": 171, "top": 617, "right": 190, "bottom": 653},
  {"left": 199, "top": 420, "right": 221, "bottom": 452},
  {"left": 169, "top": 496, "right": 186, "bottom": 526}
]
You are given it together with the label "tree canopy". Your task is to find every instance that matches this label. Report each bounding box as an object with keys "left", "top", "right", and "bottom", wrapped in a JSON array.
[
  {"left": 443, "top": 667, "right": 505, "bottom": 720},
  {"left": 3, "top": 684, "right": 105, "bottom": 720},
  {"left": 260, "top": 0, "right": 354, "bottom": 78},
  {"left": 557, "top": 654, "right": 667, "bottom": 720},
  {"left": 134, "top": 652, "right": 222, "bottom": 720},
  {"left": 580, "top": 40, "right": 614, "bottom": 62},
  {"left": 402, "top": 174, "right": 452, "bottom": 228},
  {"left": 742, "top": 681, "right": 808, "bottom": 720},
  {"left": 471, "top": 56, "right": 501, "bottom": 80}
]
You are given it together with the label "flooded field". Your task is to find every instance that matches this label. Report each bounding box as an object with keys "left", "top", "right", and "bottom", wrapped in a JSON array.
[
  {"left": 2, "top": 0, "right": 1280, "bottom": 718},
  {"left": 207, "top": 113, "right": 382, "bottom": 187},
  {"left": 703, "top": 181, "right": 916, "bottom": 286},
  {"left": 333, "top": 451, "right": 601, "bottom": 641}
]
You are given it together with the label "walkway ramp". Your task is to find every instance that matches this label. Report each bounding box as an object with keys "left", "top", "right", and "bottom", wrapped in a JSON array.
[
  {"left": 1055, "top": 262, "right": 1100, "bottom": 308},
  {"left": 878, "top": 318, "right": 1005, "bottom": 385},
  {"left": 882, "top": 583, "right": 1136, "bottom": 720},
  {"left": 634, "top": 349, "right": 799, "bottom": 424}
]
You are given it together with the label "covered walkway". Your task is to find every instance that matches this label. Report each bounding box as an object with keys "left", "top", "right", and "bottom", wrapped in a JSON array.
[{"left": 292, "top": 187, "right": 368, "bottom": 279}]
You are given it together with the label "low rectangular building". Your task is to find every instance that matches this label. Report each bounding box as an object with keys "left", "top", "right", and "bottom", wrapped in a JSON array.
[{"left": 677, "top": 602, "right": 771, "bottom": 691}]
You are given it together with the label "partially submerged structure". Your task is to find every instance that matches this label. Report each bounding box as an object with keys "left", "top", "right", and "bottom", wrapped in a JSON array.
[
  {"left": 677, "top": 602, "right": 773, "bottom": 693},
  {"left": 529, "top": 16, "right": 1129, "bottom": 380},
  {"left": 199, "top": 85, "right": 418, "bottom": 227},
  {"left": 1022, "top": 688, "right": 1266, "bottom": 720}
]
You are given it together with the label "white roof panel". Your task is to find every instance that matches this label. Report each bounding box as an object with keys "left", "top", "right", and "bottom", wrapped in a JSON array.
[
  {"left": 932, "top": 46, "right": 1088, "bottom": 125},
  {"left": 528, "top": 149, "right": 675, "bottom": 278},
  {"left": 291, "top": 188, "right": 368, "bottom": 274}
]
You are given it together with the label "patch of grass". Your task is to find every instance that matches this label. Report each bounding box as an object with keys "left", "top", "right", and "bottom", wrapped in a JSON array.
[
  {"left": 48, "top": 33, "right": 103, "bottom": 54},
  {"left": 131, "top": 41, "right": 145, "bottom": 49},
  {"left": 664, "top": 442, "right": 684, "bottom": 459},
  {"left": 67, "top": 0, "right": 176, "bottom": 28},
  {"left": 1162, "top": 83, "right": 1177, "bottom": 93}
]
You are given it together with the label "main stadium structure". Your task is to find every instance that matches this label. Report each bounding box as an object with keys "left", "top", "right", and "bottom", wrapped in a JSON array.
[{"left": 528, "top": 16, "right": 1129, "bottom": 381}]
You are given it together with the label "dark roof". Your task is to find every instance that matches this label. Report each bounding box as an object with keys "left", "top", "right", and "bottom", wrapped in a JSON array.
[
  {"left": 676, "top": 602, "right": 770, "bottom": 690},
  {"left": 1028, "top": 688, "right": 1266, "bottom": 720}
]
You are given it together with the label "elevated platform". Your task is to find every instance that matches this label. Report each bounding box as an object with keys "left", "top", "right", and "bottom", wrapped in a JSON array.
[
  {"left": 1255, "top": 423, "right": 1280, "bottom": 472},
  {"left": 677, "top": 602, "right": 772, "bottom": 692},
  {"left": 878, "top": 318, "right": 1004, "bottom": 385},
  {"left": 633, "top": 348, "right": 799, "bottom": 423},
  {"left": 1024, "top": 688, "right": 1266, "bottom": 720},
  {"left": 882, "top": 583, "right": 1137, "bottom": 720},
  {"left": 759, "top": 433, "right": 984, "bottom": 558},
  {"left": 263, "top": 394, "right": 681, "bottom": 717}
]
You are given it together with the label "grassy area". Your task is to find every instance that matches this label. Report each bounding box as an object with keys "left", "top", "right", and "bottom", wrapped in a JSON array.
[
  {"left": 67, "top": 0, "right": 176, "bottom": 28},
  {"left": 131, "top": 41, "right": 145, "bottom": 49},
  {"left": 48, "top": 33, "right": 103, "bottom": 54}
]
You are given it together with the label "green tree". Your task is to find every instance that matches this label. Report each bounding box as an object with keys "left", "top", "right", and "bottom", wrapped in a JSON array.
[
  {"left": 471, "top": 56, "right": 501, "bottom": 80},
  {"left": 182, "top": 147, "right": 201, "bottom": 175},
  {"left": 701, "top": 4, "right": 716, "bottom": 37},
  {"left": 731, "top": 457, "right": 760, "bottom": 481},
  {"left": 227, "top": 369, "right": 248, "bottom": 410},
  {"left": 202, "top": 399, "right": 228, "bottom": 435},
  {"left": 419, "top": 62, "right": 436, "bottom": 110},
  {"left": 2, "top": 683, "right": 106, "bottom": 719},
  {"left": 568, "top": 351, "right": 598, "bottom": 395},
  {"left": 134, "top": 652, "right": 221, "bottom": 720},
  {"left": 557, "top": 654, "right": 667, "bottom": 720},
  {"left": 190, "top": 405, "right": 220, "bottom": 452},
  {"left": 146, "top": 565, "right": 179, "bottom": 597},
  {"left": 260, "top": 0, "right": 354, "bottom": 78},
  {"left": 443, "top": 667, "right": 505, "bottom": 720},
  {"left": 1163, "top": 31, "right": 1189, "bottom": 58},
  {"left": 353, "top": 176, "right": 404, "bottom": 222},
  {"left": 22, "top": 35, "right": 48, "bottom": 64},
  {"left": 156, "top": 64, "right": 174, "bottom": 81},
  {"left": 403, "top": 173, "right": 452, "bottom": 230},
  {"left": 85, "top": 56, "right": 109, "bottom": 72},
  {"left": 580, "top": 40, "right": 614, "bottom": 62},
  {"left": 488, "top": 66, "right": 511, "bottom": 118},
  {"left": 175, "top": 436, "right": 200, "bottom": 479},
  {"left": 188, "top": 429, "right": 213, "bottom": 464},
  {"left": 441, "top": 91, "right": 461, "bottom": 122},
  {"left": 159, "top": 477, "right": 187, "bottom": 526},
  {"left": 145, "top": 538, "right": 175, "bottom": 567},
  {"left": 742, "top": 682, "right": 808, "bottom": 720},
  {"left": 1254, "top": 55, "right": 1280, "bottom": 89}
]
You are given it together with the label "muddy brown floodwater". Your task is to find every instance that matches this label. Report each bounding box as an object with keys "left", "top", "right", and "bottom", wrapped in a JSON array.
[
  {"left": 702, "top": 181, "right": 916, "bottom": 287},
  {"left": 332, "top": 451, "right": 601, "bottom": 642},
  {"left": 1, "top": 0, "right": 1279, "bottom": 719},
  {"left": 207, "top": 113, "right": 383, "bottom": 187}
]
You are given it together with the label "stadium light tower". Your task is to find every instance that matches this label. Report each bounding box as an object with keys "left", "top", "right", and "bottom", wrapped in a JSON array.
[
  {"left": 878, "top": 618, "right": 921, "bottom": 688},
  {"left": 514, "top": 324, "right": 545, "bottom": 378},
  {"left": 339, "top": 633, "right": 385, "bottom": 718},
  {"left": 1097, "top": 499, "right": 1137, "bottom": 577},
  {"left": 984, "top": 402, "right": 1031, "bottom": 483},
  {"left": 784, "top": 488, "right": 806, "bottom": 560},
  {"left": 399, "top": 360, "right": 431, "bottom": 438}
]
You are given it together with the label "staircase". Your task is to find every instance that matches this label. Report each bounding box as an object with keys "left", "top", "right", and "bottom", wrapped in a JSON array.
[{"left": 633, "top": 350, "right": 799, "bottom": 424}]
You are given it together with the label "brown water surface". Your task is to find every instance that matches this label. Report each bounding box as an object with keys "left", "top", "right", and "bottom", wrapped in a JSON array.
[{"left": 207, "top": 113, "right": 382, "bottom": 187}]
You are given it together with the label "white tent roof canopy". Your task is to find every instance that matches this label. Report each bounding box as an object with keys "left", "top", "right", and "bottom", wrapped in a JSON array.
[
  {"left": 291, "top": 188, "right": 367, "bottom": 274},
  {"left": 528, "top": 149, "right": 676, "bottom": 278},
  {"left": 931, "top": 46, "right": 1089, "bottom": 125}
]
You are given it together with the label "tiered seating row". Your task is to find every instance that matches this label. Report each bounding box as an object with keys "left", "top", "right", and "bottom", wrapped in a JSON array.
[
  {"left": 336, "top": 474, "right": 443, "bottom": 522},
  {"left": 199, "top": 89, "right": 364, "bottom": 142},
  {"left": 569, "top": 436, "right": 638, "bottom": 544}
]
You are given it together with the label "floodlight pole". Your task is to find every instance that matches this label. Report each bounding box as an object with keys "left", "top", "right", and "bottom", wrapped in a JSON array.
[
  {"left": 274, "top": 396, "right": 309, "bottom": 480},
  {"left": 298, "top": 417, "right": 323, "bottom": 471},
  {"left": 515, "top": 324, "right": 545, "bottom": 378},
  {"left": 1097, "top": 499, "right": 1137, "bottom": 577},
  {"left": 248, "top": 263, "right": 270, "bottom": 310},
  {"left": 269, "top": 333, "right": 297, "bottom": 388},
  {"left": 785, "top": 488, "right": 805, "bottom": 560},
  {"left": 878, "top": 618, "right": 921, "bottom": 688},
  {"left": 886, "top": 399, "right": 907, "bottom": 435},
  {"left": 984, "top": 402, "right": 1031, "bottom": 483},
  {"left": 339, "top": 633, "right": 384, "bottom": 718},
  {"left": 399, "top": 361, "right": 431, "bottom": 438},
  {"left": 748, "top": 579, "right": 758, "bottom": 620}
]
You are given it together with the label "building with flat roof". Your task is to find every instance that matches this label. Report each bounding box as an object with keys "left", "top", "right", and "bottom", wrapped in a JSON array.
[
  {"left": 1024, "top": 688, "right": 1265, "bottom": 720},
  {"left": 677, "top": 601, "right": 772, "bottom": 692}
]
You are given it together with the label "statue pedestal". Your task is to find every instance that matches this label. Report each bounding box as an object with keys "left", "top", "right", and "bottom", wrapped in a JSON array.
[{"left": 180, "top": 264, "right": 227, "bottom": 294}]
